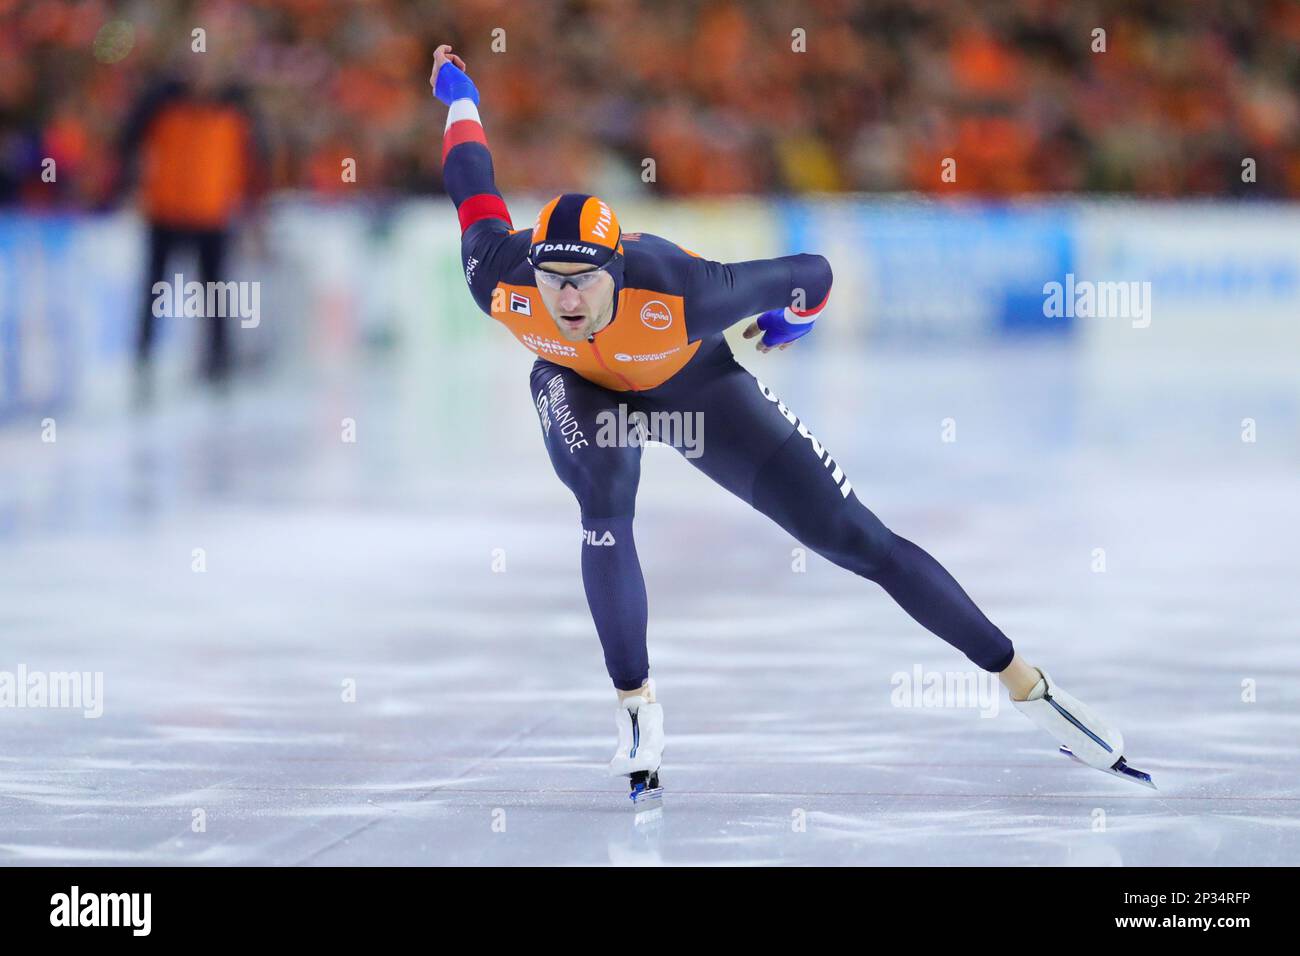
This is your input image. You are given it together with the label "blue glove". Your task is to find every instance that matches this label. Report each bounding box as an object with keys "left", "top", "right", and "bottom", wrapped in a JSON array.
[
  {"left": 434, "top": 61, "right": 480, "bottom": 106},
  {"left": 756, "top": 308, "right": 815, "bottom": 347}
]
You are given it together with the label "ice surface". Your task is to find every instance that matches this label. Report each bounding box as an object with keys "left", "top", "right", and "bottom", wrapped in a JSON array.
[{"left": 1, "top": 341, "right": 1297, "bottom": 865}]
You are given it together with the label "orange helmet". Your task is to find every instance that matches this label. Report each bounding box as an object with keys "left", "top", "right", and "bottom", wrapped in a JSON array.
[{"left": 528, "top": 193, "right": 624, "bottom": 269}]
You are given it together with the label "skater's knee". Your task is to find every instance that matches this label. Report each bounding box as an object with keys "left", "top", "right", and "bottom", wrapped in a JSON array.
[
  {"left": 569, "top": 452, "right": 640, "bottom": 518},
  {"left": 799, "top": 505, "right": 898, "bottom": 578},
  {"left": 847, "top": 520, "right": 899, "bottom": 579}
]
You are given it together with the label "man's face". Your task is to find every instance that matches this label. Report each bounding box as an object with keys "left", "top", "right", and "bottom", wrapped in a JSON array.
[{"left": 534, "top": 261, "right": 616, "bottom": 342}]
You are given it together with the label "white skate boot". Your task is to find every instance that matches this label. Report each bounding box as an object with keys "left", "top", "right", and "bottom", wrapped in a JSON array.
[
  {"left": 1013, "top": 669, "right": 1155, "bottom": 789},
  {"left": 609, "top": 680, "right": 664, "bottom": 805}
]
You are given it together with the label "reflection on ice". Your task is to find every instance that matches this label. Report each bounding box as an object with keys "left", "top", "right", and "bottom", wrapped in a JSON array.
[{"left": 1, "top": 344, "right": 1297, "bottom": 865}]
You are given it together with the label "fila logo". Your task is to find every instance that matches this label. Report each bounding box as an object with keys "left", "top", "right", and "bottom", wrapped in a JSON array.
[
  {"left": 510, "top": 291, "right": 532, "bottom": 315},
  {"left": 582, "top": 528, "right": 616, "bottom": 546}
]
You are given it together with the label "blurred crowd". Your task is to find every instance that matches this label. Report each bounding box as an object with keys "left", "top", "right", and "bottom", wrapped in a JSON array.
[{"left": 2, "top": 0, "right": 1299, "bottom": 206}]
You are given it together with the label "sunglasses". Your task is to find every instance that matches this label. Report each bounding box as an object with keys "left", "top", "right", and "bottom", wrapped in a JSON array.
[{"left": 533, "top": 262, "right": 614, "bottom": 291}]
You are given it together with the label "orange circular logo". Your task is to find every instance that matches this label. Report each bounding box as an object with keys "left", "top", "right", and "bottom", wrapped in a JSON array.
[{"left": 640, "top": 300, "right": 672, "bottom": 331}]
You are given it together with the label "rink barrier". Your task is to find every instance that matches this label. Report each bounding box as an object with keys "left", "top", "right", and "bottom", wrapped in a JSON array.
[{"left": 3, "top": 199, "right": 1298, "bottom": 420}]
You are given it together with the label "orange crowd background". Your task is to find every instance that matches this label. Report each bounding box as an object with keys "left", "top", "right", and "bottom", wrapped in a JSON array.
[{"left": 3, "top": 0, "right": 1299, "bottom": 206}]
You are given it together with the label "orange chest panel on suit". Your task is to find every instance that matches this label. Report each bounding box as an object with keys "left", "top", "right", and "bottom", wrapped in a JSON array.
[{"left": 489, "top": 285, "right": 700, "bottom": 391}]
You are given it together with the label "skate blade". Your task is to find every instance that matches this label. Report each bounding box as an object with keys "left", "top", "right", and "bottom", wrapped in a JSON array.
[
  {"left": 629, "top": 783, "right": 664, "bottom": 807},
  {"left": 1059, "top": 746, "right": 1157, "bottom": 790},
  {"left": 629, "top": 770, "right": 663, "bottom": 807}
]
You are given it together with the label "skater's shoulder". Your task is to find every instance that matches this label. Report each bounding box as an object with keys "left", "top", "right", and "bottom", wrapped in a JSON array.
[
  {"left": 499, "top": 227, "right": 535, "bottom": 275},
  {"left": 622, "top": 231, "right": 701, "bottom": 259},
  {"left": 464, "top": 220, "right": 532, "bottom": 255},
  {"left": 621, "top": 232, "right": 703, "bottom": 293},
  {"left": 463, "top": 222, "right": 533, "bottom": 277},
  {"left": 460, "top": 224, "right": 534, "bottom": 312}
]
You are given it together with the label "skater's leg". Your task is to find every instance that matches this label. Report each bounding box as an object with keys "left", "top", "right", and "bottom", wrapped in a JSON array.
[
  {"left": 196, "top": 228, "right": 231, "bottom": 381},
  {"left": 529, "top": 360, "right": 649, "bottom": 690},
  {"left": 753, "top": 433, "right": 1014, "bottom": 671},
  {"left": 640, "top": 349, "right": 1150, "bottom": 785},
  {"left": 617, "top": 680, "right": 654, "bottom": 702},
  {"left": 999, "top": 653, "right": 1042, "bottom": 699},
  {"left": 647, "top": 353, "right": 1014, "bottom": 672},
  {"left": 136, "top": 225, "right": 173, "bottom": 367}
]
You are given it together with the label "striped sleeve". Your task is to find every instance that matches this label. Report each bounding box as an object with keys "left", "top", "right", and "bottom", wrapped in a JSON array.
[
  {"left": 441, "top": 97, "right": 513, "bottom": 234},
  {"left": 777, "top": 255, "right": 833, "bottom": 327}
]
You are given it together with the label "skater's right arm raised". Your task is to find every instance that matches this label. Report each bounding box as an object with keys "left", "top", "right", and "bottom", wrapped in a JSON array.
[{"left": 430, "top": 45, "right": 519, "bottom": 315}]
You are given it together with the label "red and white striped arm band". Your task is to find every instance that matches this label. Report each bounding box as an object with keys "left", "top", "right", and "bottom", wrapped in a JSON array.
[
  {"left": 441, "top": 99, "right": 513, "bottom": 232},
  {"left": 784, "top": 287, "right": 831, "bottom": 327}
]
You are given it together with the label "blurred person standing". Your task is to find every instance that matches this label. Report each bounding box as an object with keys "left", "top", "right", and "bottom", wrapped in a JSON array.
[{"left": 119, "top": 50, "right": 265, "bottom": 392}]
